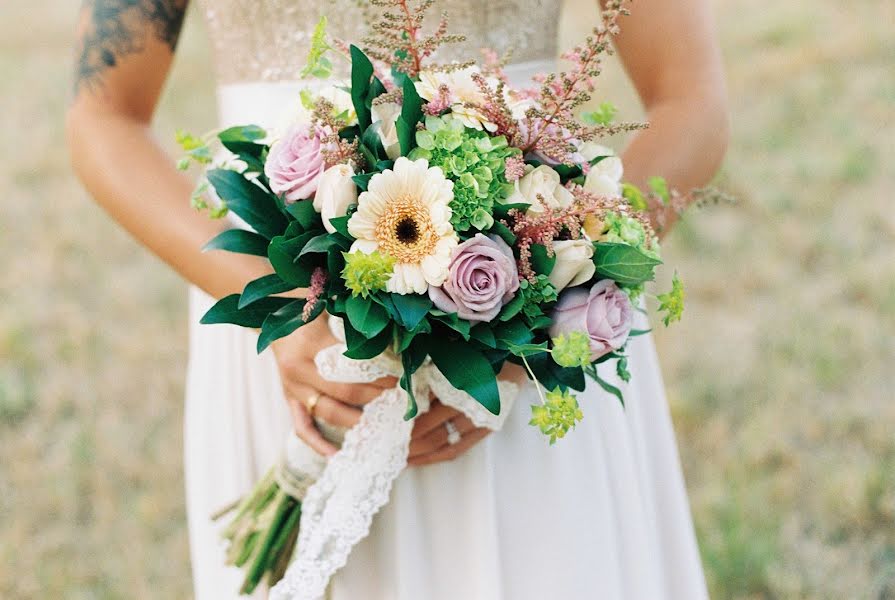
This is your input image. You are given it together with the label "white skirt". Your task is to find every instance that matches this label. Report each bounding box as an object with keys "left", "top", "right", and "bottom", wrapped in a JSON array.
[{"left": 184, "top": 76, "right": 709, "bottom": 600}]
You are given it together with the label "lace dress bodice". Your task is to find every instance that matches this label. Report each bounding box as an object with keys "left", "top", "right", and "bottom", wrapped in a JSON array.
[{"left": 199, "top": 0, "right": 560, "bottom": 85}]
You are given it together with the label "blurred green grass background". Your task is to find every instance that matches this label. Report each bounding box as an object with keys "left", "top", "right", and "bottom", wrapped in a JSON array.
[{"left": 1, "top": 0, "right": 893, "bottom": 598}]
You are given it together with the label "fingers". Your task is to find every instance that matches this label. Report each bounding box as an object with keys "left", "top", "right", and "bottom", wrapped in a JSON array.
[
  {"left": 408, "top": 415, "right": 475, "bottom": 458},
  {"left": 408, "top": 427, "right": 491, "bottom": 467},
  {"left": 313, "top": 394, "right": 362, "bottom": 429},
  {"left": 285, "top": 388, "right": 338, "bottom": 457},
  {"left": 410, "top": 401, "right": 463, "bottom": 439}
]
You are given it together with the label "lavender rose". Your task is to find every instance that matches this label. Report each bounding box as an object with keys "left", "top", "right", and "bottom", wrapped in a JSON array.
[
  {"left": 549, "top": 280, "right": 634, "bottom": 360},
  {"left": 429, "top": 234, "right": 520, "bottom": 322},
  {"left": 264, "top": 125, "right": 327, "bottom": 203}
]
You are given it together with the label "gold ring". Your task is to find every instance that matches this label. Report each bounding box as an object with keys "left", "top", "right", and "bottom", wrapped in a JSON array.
[{"left": 305, "top": 393, "right": 320, "bottom": 417}]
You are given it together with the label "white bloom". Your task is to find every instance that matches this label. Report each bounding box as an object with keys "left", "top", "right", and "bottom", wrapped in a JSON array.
[
  {"left": 371, "top": 100, "right": 402, "bottom": 160},
  {"left": 505, "top": 165, "right": 574, "bottom": 214},
  {"left": 578, "top": 142, "right": 615, "bottom": 163},
  {"left": 347, "top": 157, "right": 457, "bottom": 294},
  {"left": 584, "top": 155, "right": 624, "bottom": 198},
  {"left": 416, "top": 66, "right": 498, "bottom": 132},
  {"left": 548, "top": 239, "right": 596, "bottom": 291},
  {"left": 314, "top": 164, "right": 358, "bottom": 233}
]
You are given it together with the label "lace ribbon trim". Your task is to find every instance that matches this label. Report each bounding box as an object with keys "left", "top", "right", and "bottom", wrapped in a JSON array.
[{"left": 270, "top": 319, "right": 519, "bottom": 600}]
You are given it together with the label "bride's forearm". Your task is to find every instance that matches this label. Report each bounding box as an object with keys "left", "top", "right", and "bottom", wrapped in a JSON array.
[
  {"left": 66, "top": 105, "right": 272, "bottom": 299},
  {"left": 620, "top": 93, "right": 730, "bottom": 235}
]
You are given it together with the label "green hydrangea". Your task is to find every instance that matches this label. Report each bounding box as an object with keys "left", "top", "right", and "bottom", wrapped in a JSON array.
[
  {"left": 551, "top": 331, "right": 592, "bottom": 368},
  {"left": 520, "top": 275, "right": 558, "bottom": 321},
  {"left": 341, "top": 251, "right": 394, "bottom": 298},
  {"left": 529, "top": 387, "right": 584, "bottom": 444},
  {"left": 409, "top": 115, "right": 519, "bottom": 232},
  {"left": 656, "top": 272, "right": 685, "bottom": 326},
  {"left": 601, "top": 212, "right": 659, "bottom": 260}
]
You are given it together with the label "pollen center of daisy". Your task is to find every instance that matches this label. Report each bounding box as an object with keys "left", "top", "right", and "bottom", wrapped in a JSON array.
[
  {"left": 375, "top": 194, "right": 438, "bottom": 263},
  {"left": 395, "top": 217, "right": 420, "bottom": 244}
]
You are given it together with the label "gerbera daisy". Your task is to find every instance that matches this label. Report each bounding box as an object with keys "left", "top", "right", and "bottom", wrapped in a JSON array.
[{"left": 347, "top": 158, "right": 457, "bottom": 295}]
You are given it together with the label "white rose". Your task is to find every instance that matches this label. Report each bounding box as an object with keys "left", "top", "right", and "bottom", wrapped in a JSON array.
[
  {"left": 371, "top": 101, "right": 402, "bottom": 160},
  {"left": 314, "top": 163, "right": 357, "bottom": 233},
  {"left": 578, "top": 142, "right": 615, "bottom": 163},
  {"left": 506, "top": 165, "right": 574, "bottom": 213},
  {"left": 584, "top": 155, "right": 624, "bottom": 197},
  {"left": 548, "top": 239, "right": 597, "bottom": 291}
]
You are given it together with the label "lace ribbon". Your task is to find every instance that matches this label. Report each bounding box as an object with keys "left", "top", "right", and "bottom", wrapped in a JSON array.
[{"left": 270, "top": 318, "right": 519, "bottom": 600}]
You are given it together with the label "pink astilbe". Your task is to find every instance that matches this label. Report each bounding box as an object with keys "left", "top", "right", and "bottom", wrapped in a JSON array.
[
  {"left": 311, "top": 99, "right": 363, "bottom": 168},
  {"left": 479, "top": 47, "right": 512, "bottom": 83},
  {"left": 507, "top": 184, "right": 656, "bottom": 281},
  {"left": 363, "top": 1, "right": 465, "bottom": 77},
  {"left": 504, "top": 155, "right": 526, "bottom": 181},
  {"left": 302, "top": 267, "right": 328, "bottom": 321},
  {"left": 467, "top": 73, "right": 520, "bottom": 140},
  {"left": 422, "top": 83, "right": 452, "bottom": 115},
  {"left": 516, "top": 0, "right": 646, "bottom": 162}
]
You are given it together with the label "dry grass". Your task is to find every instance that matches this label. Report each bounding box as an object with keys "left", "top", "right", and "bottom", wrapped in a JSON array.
[{"left": 1, "top": 0, "right": 893, "bottom": 598}]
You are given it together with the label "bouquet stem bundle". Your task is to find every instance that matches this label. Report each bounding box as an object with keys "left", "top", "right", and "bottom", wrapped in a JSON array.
[{"left": 214, "top": 432, "right": 331, "bottom": 594}]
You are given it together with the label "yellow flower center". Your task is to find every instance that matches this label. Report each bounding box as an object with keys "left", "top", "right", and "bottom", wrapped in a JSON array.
[{"left": 374, "top": 194, "right": 438, "bottom": 264}]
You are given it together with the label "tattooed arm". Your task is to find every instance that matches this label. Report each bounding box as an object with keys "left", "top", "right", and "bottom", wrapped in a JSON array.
[{"left": 67, "top": 0, "right": 271, "bottom": 298}]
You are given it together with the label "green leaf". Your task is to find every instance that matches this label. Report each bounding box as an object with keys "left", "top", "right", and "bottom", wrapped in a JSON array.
[
  {"left": 498, "top": 292, "right": 525, "bottom": 321},
  {"left": 285, "top": 200, "right": 320, "bottom": 230},
  {"left": 431, "top": 311, "right": 471, "bottom": 340},
  {"left": 238, "top": 273, "right": 295, "bottom": 309},
  {"left": 351, "top": 172, "right": 376, "bottom": 192},
  {"left": 299, "top": 233, "right": 342, "bottom": 257},
  {"left": 206, "top": 170, "right": 289, "bottom": 239},
  {"left": 428, "top": 341, "right": 501, "bottom": 415},
  {"left": 361, "top": 125, "right": 386, "bottom": 163},
  {"left": 489, "top": 221, "right": 517, "bottom": 246},
  {"left": 218, "top": 125, "right": 266, "bottom": 143},
  {"left": 527, "top": 352, "right": 586, "bottom": 392},
  {"left": 390, "top": 294, "right": 432, "bottom": 330},
  {"left": 530, "top": 244, "right": 556, "bottom": 276},
  {"left": 202, "top": 229, "right": 270, "bottom": 257},
  {"left": 257, "top": 299, "right": 319, "bottom": 353},
  {"left": 593, "top": 371, "right": 625, "bottom": 406},
  {"left": 268, "top": 233, "right": 316, "bottom": 286},
  {"left": 494, "top": 319, "right": 534, "bottom": 349},
  {"left": 396, "top": 76, "right": 423, "bottom": 155},
  {"left": 629, "top": 328, "right": 652, "bottom": 337},
  {"left": 592, "top": 242, "right": 662, "bottom": 285},
  {"left": 345, "top": 294, "right": 390, "bottom": 338},
  {"left": 506, "top": 341, "right": 549, "bottom": 357},
  {"left": 350, "top": 45, "right": 375, "bottom": 130},
  {"left": 328, "top": 215, "right": 352, "bottom": 237},
  {"left": 343, "top": 321, "right": 392, "bottom": 359},
  {"left": 201, "top": 294, "right": 293, "bottom": 328},
  {"left": 469, "top": 325, "right": 497, "bottom": 348}
]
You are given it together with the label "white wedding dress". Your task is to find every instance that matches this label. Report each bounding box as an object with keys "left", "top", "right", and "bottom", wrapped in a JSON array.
[{"left": 185, "top": 1, "right": 709, "bottom": 598}]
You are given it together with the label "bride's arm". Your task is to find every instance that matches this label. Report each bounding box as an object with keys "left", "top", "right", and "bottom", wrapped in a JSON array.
[
  {"left": 610, "top": 0, "right": 730, "bottom": 235},
  {"left": 66, "top": 1, "right": 396, "bottom": 455},
  {"left": 66, "top": 0, "right": 271, "bottom": 298}
]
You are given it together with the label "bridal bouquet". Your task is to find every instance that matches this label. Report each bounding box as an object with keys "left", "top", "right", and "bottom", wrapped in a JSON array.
[{"left": 178, "top": 1, "right": 687, "bottom": 596}]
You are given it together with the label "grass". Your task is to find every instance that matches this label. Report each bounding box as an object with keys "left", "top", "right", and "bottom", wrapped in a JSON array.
[{"left": 2, "top": 0, "right": 894, "bottom": 598}]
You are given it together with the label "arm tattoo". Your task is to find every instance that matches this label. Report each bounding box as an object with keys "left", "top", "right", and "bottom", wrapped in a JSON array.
[{"left": 75, "top": 0, "right": 189, "bottom": 92}]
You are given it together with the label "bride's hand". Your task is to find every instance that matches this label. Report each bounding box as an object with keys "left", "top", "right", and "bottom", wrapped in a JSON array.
[
  {"left": 408, "top": 363, "right": 528, "bottom": 466},
  {"left": 272, "top": 315, "right": 396, "bottom": 457}
]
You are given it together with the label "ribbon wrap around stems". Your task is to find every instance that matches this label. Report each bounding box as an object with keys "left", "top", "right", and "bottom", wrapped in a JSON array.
[{"left": 270, "top": 318, "right": 519, "bottom": 600}]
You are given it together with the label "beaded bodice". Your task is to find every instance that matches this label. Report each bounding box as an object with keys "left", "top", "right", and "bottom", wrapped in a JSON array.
[{"left": 199, "top": 0, "right": 560, "bottom": 85}]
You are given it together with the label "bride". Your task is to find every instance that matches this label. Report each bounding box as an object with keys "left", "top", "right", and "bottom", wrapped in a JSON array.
[{"left": 67, "top": 1, "right": 729, "bottom": 598}]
